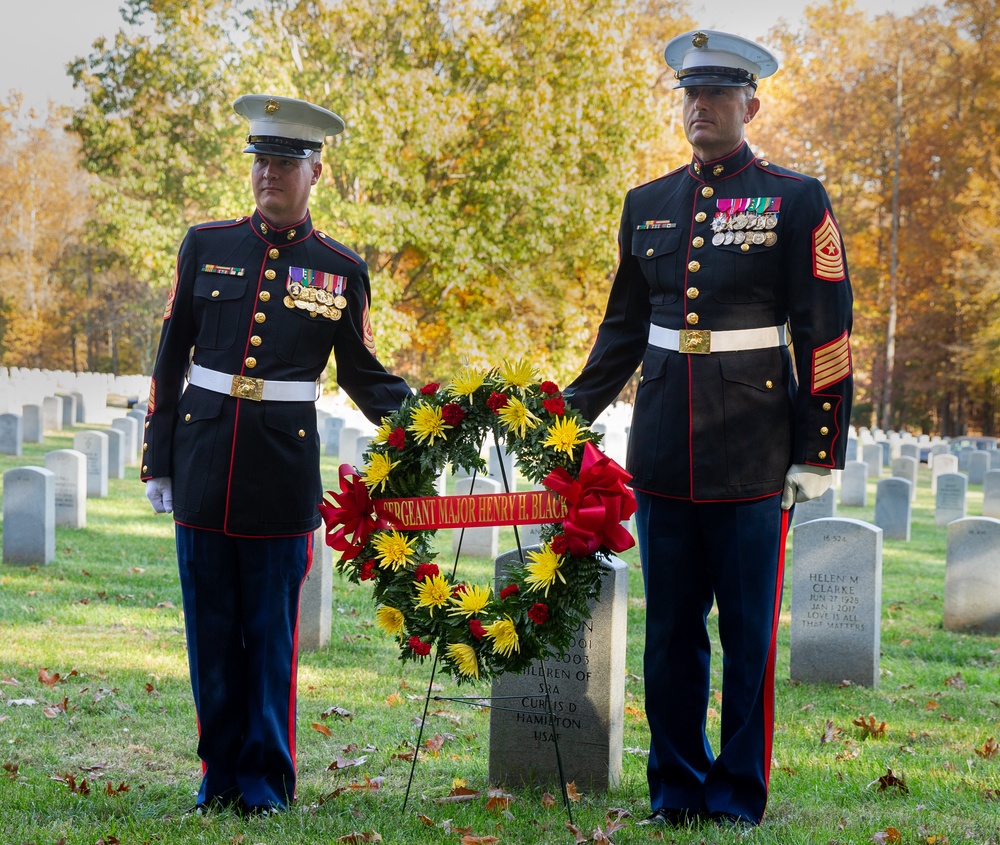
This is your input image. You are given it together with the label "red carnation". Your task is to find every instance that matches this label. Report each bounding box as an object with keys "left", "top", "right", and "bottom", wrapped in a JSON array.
[
  {"left": 359, "top": 559, "right": 376, "bottom": 581},
  {"left": 408, "top": 636, "right": 432, "bottom": 656},
  {"left": 451, "top": 583, "right": 469, "bottom": 596},
  {"left": 542, "top": 397, "right": 565, "bottom": 416},
  {"left": 486, "top": 391, "right": 509, "bottom": 412},
  {"left": 500, "top": 583, "right": 520, "bottom": 600},
  {"left": 442, "top": 403, "right": 465, "bottom": 425},
  {"left": 388, "top": 427, "right": 406, "bottom": 449},
  {"left": 414, "top": 563, "right": 440, "bottom": 581},
  {"left": 420, "top": 382, "right": 441, "bottom": 395},
  {"left": 540, "top": 381, "right": 559, "bottom": 395},
  {"left": 527, "top": 602, "right": 550, "bottom": 625},
  {"left": 550, "top": 534, "right": 570, "bottom": 555},
  {"left": 469, "top": 619, "right": 486, "bottom": 639}
]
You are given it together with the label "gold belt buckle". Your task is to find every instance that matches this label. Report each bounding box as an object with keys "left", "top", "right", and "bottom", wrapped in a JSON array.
[
  {"left": 678, "top": 329, "right": 711, "bottom": 354},
  {"left": 231, "top": 374, "right": 265, "bottom": 401}
]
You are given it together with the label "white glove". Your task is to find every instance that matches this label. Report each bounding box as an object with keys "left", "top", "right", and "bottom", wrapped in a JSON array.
[
  {"left": 781, "top": 464, "right": 832, "bottom": 510},
  {"left": 146, "top": 477, "right": 174, "bottom": 514}
]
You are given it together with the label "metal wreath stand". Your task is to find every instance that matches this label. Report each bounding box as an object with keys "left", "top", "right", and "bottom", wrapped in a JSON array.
[{"left": 400, "top": 429, "right": 577, "bottom": 831}]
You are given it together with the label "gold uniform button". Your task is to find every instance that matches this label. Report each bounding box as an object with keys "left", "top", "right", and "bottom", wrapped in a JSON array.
[
  {"left": 142, "top": 465, "right": 148, "bottom": 473},
  {"left": 820, "top": 426, "right": 829, "bottom": 435},
  {"left": 686, "top": 287, "right": 699, "bottom": 299},
  {"left": 760, "top": 160, "right": 770, "bottom": 167},
  {"left": 823, "top": 402, "right": 832, "bottom": 411},
  {"left": 184, "top": 414, "right": 191, "bottom": 422},
  {"left": 245, "top": 357, "right": 257, "bottom": 368},
  {"left": 695, "top": 211, "right": 707, "bottom": 223},
  {"left": 211, "top": 290, "right": 220, "bottom": 298},
  {"left": 144, "top": 421, "right": 149, "bottom": 429},
  {"left": 268, "top": 248, "right": 280, "bottom": 259},
  {"left": 142, "top": 442, "right": 148, "bottom": 451},
  {"left": 692, "top": 236, "right": 704, "bottom": 248},
  {"left": 687, "top": 312, "right": 700, "bottom": 325},
  {"left": 264, "top": 269, "right": 276, "bottom": 280},
  {"left": 818, "top": 451, "right": 828, "bottom": 460},
  {"left": 250, "top": 335, "right": 262, "bottom": 347},
  {"left": 254, "top": 312, "right": 266, "bottom": 323},
  {"left": 688, "top": 260, "right": 701, "bottom": 272},
  {"left": 701, "top": 186, "right": 714, "bottom": 198},
  {"left": 646, "top": 248, "right": 654, "bottom": 257},
  {"left": 765, "top": 380, "right": 773, "bottom": 389},
  {"left": 741, "top": 243, "right": 750, "bottom": 252},
  {"left": 259, "top": 290, "right": 271, "bottom": 302},
  {"left": 298, "top": 429, "right": 306, "bottom": 438}
]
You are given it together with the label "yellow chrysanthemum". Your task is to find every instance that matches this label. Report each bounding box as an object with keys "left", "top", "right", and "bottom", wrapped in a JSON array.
[
  {"left": 375, "top": 605, "right": 405, "bottom": 637},
  {"left": 497, "top": 396, "right": 541, "bottom": 439},
  {"left": 446, "top": 642, "right": 480, "bottom": 679},
  {"left": 447, "top": 367, "right": 487, "bottom": 398},
  {"left": 373, "top": 419, "right": 394, "bottom": 444},
  {"left": 525, "top": 544, "right": 567, "bottom": 596},
  {"left": 414, "top": 573, "right": 452, "bottom": 617},
  {"left": 371, "top": 529, "right": 417, "bottom": 571},
  {"left": 362, "top": 452, "right": 397, "bottom": 493},
  {"left": 484, "top": 615, "right": 520, "bottom": 657},
  {"left": 543, "top": 415, "right": 587, "bottom": 458},
  {"left": 498, "top": 359, "right": 536, "bottom": 392},
  {"left": 447, "top": 584, "right": 492, "bottom": 618},
  {"left": 407, "top": 401, "right": 452, "bottom": 446}
]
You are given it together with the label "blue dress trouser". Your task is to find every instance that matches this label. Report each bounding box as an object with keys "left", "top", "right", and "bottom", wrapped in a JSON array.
[
  {"left": 634, "top": 492, "right": 789, "bottom": 824},
  {"left": 175, "top": 525, "right": 311, "bottom": 810}
]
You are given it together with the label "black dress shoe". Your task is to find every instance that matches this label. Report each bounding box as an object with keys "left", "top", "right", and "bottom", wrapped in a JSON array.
[
  {"left": 709, "top": 811, "right": 757, "bottom": 829},
  {"left": 637, "top": 807, "right": 698, "bottom": 826}
]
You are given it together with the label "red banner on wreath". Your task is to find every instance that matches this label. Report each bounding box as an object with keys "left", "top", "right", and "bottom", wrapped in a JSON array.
[{"left": 375, "top": 490, "right": 568, "bottom": 530}]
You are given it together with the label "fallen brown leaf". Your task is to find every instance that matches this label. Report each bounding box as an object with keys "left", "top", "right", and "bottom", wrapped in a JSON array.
[
  {"left": 974, "top": 737, "right": 999, "bottom": 759},
  {"left": 565, "top": 781, "right": 582, "bottom": 803}
]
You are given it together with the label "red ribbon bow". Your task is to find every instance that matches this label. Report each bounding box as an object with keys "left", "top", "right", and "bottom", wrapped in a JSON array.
[
  {"left": 318, "top": 463, "right": 388, "bottom": 560},
  {"left": 543, "top": 441, "right": 637, "bottom": 557}
]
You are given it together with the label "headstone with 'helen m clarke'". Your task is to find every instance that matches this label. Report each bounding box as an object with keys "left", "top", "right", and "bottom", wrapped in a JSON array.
[{"left": 790, "top": 518, "right": 883, "bottom": 688}]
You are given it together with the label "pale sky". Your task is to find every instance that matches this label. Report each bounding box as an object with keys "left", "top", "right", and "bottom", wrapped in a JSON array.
[{"left": 4, "top": 0, "right": 929, "bottom": 115}]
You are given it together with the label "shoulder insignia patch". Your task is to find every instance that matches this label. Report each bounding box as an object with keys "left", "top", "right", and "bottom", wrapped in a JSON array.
[
  {"left": 163, "top": 263, "right": 179, "bottom": 320},
  {"left": 812, "top": 331, "right": 852, "bottom": 393},
  {"left": 362, "top": 296, "right": 377, "bottom": 357},
  {"left": 812, "top": 210, "right": 846, "bottom": 281}
]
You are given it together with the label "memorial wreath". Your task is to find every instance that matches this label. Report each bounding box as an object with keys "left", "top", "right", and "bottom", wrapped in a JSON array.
[{"left": 319, "top": 361, "right": 636, "bottom": 683}]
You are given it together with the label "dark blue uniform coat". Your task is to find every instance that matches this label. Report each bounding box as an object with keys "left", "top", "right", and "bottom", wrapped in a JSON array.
[
  {"left": 565, "top": 142, "right": 853, "bottom": 824},
  {"left": 141, "top": 208, "right": 410, "bottom": 810}
]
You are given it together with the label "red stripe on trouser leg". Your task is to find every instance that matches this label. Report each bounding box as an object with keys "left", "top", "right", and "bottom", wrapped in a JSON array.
[{"left": 762, "top": 507, "right": 790, "bottom": 791}]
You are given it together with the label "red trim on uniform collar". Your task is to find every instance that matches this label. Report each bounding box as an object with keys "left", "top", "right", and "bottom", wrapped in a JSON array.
[{"left": 689, "top": 142, "right": 757, "bottom": 182}]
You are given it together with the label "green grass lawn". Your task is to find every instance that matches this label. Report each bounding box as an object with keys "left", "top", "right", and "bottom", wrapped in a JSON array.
[{"left": 1, "top": 428, "right": 998, "bottom": 844}]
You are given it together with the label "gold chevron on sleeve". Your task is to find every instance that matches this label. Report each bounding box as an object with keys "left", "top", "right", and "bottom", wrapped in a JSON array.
[
  {"left": 812, "top": 210, "right": 846, "bottom": 281},
  {"left": 812, "top": 331, "right": 851, "bottom": 392}
]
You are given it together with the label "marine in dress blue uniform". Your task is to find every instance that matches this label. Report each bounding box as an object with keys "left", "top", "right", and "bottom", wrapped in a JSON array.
[
  {"left": 141, "top": 95, "right": 411, "bottom": 814},
  {"left": 564, "top": 32, "right": 853, "bottom": 827}
]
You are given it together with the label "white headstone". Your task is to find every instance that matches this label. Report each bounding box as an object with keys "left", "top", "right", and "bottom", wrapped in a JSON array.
[
  {"left": 943, "top": 517, "right": 1000, "bottom": 633},
  {"left": 790, "top": 518, "right": 883, "bottom": 687},
  {"left": 452, "top": 476, "right": 502, "bottom": 558},
  {"left": 931, "top": 453, "right": 959, "bottom": 494},
  {"left": 0, "top": 413, "right": 23, "bottom": 457},
  {"left": 111, "top": 417, "right": 140, "bottom": 467},
  {"left": 968, "top": 451, "right": 991, "bottom": 486},
  {"left": 983, "top": 470, "right": 1000, "bottom": 519},
  {"left": 337, "top": 427, "right": 363, "bottom": 468},
  {"left": 3, "top": 466, "right": 56, "bottom": 565},
  {"left": 104, "top": 428, "right": 127, "bottom": 480},
  {"left": 840, "top": 461, "right": 868, "bottom": 508},
  {"left": 874, "top": 477, "right": 911, "bottom": 541},
  {"left": 45, "top": 449, "right": 87, "bottom": 529},
  {"left": 861, "top": 444, "right": 882, "bottom": 480},
  {"left": 324, "top": 416, "right": 346, "bottom": 456},
  {"left": 59, "top": 394, "right": 77, "bottom": 428},
  {"left": 935, "top": 473, "right": 967, "bottom": 527},
  {"left": 42, "top": 396, "right": 63, "bottom": 432},
  {"left": 299, "top": 527, "right": 334, "bottom": 650},
  {"left": 793, "top": 487, "right": 836, "bottom": 525},
  {"left": 489, "top": 548, "right": 628, "bottom": 791},
  {"left": 22, "top": 404, "right": 43, "bottom": 444},
  {"left": 890, "top": 455, "right": 919, "bottom": 502},
  {"left": 488, "top": 443, "right": 516, "bottom": 489},
  {"left": 73, "top": 430, "right": 109, "bottom": 498}
]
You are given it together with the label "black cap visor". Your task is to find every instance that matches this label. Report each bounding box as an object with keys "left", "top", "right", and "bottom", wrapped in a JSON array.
[
  {"left": 243, "top": 135, "right": 322, "bottom": 159},
  {"left": 675, "top": 66, "right": 758, "bottom": 89}
]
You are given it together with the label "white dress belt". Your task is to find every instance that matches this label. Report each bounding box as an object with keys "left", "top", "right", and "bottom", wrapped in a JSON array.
[
  {"left": 648, "top": 324, "right": 787, "bottom": 354},
  {"left": 187, "top": 363, "right": 319, "bottom": 402}
]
